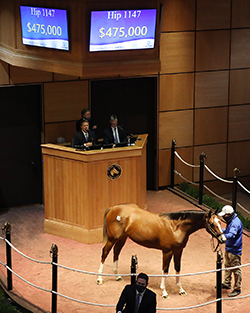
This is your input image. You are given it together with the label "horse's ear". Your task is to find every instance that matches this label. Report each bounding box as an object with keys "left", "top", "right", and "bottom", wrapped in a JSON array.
[
  {"left": 214, "top": 208, "right": 219, "bottom": 215},
  {"left": 207, "top": 210, "right": 212, "bottom": 218}
]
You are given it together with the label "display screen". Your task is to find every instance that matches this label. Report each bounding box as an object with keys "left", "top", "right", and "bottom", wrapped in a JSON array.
[
  {"left": 20, "top": 6, "right": 69, "bottom": 51},
  {"left": 89, "top": 9, "right": 157, "bottom": 52}
]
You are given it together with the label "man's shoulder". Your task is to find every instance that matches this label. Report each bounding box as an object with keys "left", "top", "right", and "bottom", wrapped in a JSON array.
[{"left": 146, "top": 288, "right": 156, "bottom": 297}]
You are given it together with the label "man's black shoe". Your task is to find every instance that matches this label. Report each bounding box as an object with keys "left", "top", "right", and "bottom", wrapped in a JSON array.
[
  {"left": 228, "top": 289, "right": 241, "bottom": 297},
  {"left": 221, "top": 283, "right": 231, "bottom": 290}
]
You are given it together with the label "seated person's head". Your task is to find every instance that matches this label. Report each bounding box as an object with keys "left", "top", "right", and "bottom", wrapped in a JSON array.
[
  {"left": 110, "top": 114, "right": 118, "bottom": 128},
  {"left": 80, "top": 119, "right": 89, "bottom": 133}
]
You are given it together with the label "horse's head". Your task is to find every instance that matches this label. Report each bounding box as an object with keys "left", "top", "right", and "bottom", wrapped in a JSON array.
[{"left": 204, "top": 210, "right": 227, "bottom": 244}]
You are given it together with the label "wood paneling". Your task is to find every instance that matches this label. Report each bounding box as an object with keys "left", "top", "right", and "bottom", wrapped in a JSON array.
[
  {"left": 229, "top": 105, "right": 250, "bottom": 142},
  {"left": 228, "top": 141, "right": 250, "bottom": 177},
  {"left": 193, "top": 144, "right": 227, "bottom": 182},
  {"left": 195, "top": 71, "right": 229, "bottom": 108},
  {"left": 196, "top": 31, "right": 230, "bottom": 71},
  {"left": 194, "top": 107, "right": 228, "bottom": 145},
  {"left": 160, "top": 73, "right": 194, "bottom": 111},
  {"left": 160, "top": 0, "right": 195, "bottom": 32},
  {"left": 160, "top": 32, "right": 195, "bottom": 74},
  {"left": 230, "top": 69, "right": 250, "bottom": 105},
  {"left": 45, "top": 121, "right": 76, "bottom": 144},
  {"left": 44, "top": 80, "right": 88, "bottom": 123},
  {"left": 0, "top": 60, "right": 9, "bottom": 85},
  {"left": 159, "top": 147, "right": 193, "bottom": 187},
  {"left": 0, "top": 2, "right": 15, "bottom": 48},
  {"left": 54, "top": 73, "right": 79, "bottom": 81},
  {"left": 196, "top": 0, "right": 231, "bottom": 30},
  {"left": 232, "top": 0, "right": 250, "bottom": 28},
  {"left": 159, "top": 110, "right": 193, "bottom": 149},
  {"left": 231, "top": 29, "right": 250, "bottom": 69},
  {"left": 10, "top": 66, "right": 53, "bottom": 84},
  {"left": 42, "top": 134, "right": 147, "bottom": 243}
]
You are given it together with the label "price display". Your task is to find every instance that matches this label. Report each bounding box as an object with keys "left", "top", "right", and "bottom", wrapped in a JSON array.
[
  {"left": 89, "top": 9, "right": 157, "bottom": 52},
  {"left": 20, "top": 6, "right": 69, "bottom": 51}
]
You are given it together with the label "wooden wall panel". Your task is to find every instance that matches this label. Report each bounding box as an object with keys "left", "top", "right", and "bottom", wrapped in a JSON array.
[
  {"left": 228, "top": 105, "right": 250, "bottom": 142},
  {"left": 160, "top": 73, "right": 194, "bottom": 111},
  {"left": 159, "top": 110, "right": 193, "bottom": 149},
  {"left": 10, "top": 66, "right": 53, "bottom": 84},
  {"left": 0, "top": 2, "right": 15, "bottom": 48},
  {"left": 0, "top": 60, "right": 9, "bottom": 85},
  {"left": 232, "top": 0, "right": 250, "bottom": 28},
  {"left": 54, "top": 73, "right": 79, "bottom": 81},
  {"left": 230, "top": 69, "right": 250, "bottom": 105},
  {"left": 160, "top": 32, "right": 195, "bottom": 74},
  {"left": 196, "top": 31, "right": 230, "bottom": 71},
  {"left": 196, "top": 0, "right": 231, "bottom": 30},
  {"left": 228, "top": 141, "right": 250, "bottom": 177},
  {"left": 193, "top": 144, "right": 227, "bottom": 181},
  {"left": 44, "top": 80, "right": 88, "bottom": 123},
  {"left": 45, "top": 121, "right": 76, "bottom": 144},
  {"left": 195, "top": 71, "right": 229, "bottom": 108},
  {"left": 231, "top": 29, "right": 250, "bottom": 69},
  {"left": 159, "top": 147, "right": 193, "bottom": 187},
  {"left": 194, "top": 107, "right": 228, "bottom": 145},
  {"left": 160, "top": 0, "right": 195, "bottom": 32}
]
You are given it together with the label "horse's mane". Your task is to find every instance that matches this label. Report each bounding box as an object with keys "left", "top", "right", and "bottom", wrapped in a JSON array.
[{"left": 159, "top": 210, "right": 206, "bottom": 221}]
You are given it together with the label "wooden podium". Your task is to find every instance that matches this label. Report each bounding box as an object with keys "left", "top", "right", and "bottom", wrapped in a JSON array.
[{"left": 41, "top": 134, "right": 147, "bottom": 244}]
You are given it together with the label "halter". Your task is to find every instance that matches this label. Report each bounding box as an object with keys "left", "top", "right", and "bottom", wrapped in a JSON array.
[{"left": 206, "top": 218, "right": 224, "bottom": 248}]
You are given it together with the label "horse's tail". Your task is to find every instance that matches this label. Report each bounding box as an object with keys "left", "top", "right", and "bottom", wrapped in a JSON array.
[{"left": 103, "top": 207, "right": 111, "bottom": 245}]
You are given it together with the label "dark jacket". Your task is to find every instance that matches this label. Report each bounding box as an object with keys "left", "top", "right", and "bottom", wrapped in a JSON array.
[
  {"left": 103, "top": 126, "right": 127, "bottom": 144},
  {"left": 116, "top": 284, "right": 156, "bottom": 313},
  {"left": 223, "top": 213, "right": 243, "bottom": 255},
  {"left": 73, "top": 130, "right": 95, "bottom": 147}
]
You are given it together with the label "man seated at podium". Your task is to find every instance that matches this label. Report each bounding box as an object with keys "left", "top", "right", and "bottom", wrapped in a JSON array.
[
  {"left": 103, "top": 114, "right": 127, "bottom": 145},
  {"left": 73, "top": 119, "right": 95, "bottom": 148}
]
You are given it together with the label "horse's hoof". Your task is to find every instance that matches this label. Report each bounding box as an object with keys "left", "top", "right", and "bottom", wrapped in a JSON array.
[
  {"left": 97, "top": 280, "right": 103, "bottom": 285},
  {"left": 162, "top": 294, "right": 170, "bottom": 299},
  {"left": 179, "top": 291, "right": 187, "bottom": 296},
  {"left": 116, "top": 276, "right": 123, "bottom": 281}
]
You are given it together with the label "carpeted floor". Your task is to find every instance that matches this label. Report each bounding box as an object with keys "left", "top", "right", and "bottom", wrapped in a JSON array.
[{"left": 0, "top": 189, "right": 249, "bottom": 313}]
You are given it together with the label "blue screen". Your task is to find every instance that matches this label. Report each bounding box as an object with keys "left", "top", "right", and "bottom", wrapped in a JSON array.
[
  {"left": 89, "top": 9, "right": 157, "bottom": 52},
  {"left": 20, "top": 6, "right": 69, "bottom": 51}
]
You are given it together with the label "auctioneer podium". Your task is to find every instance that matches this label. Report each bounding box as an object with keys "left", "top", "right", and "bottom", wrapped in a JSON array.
[{"left": 41, "top": 134, "right": 147, "bottom": 244}]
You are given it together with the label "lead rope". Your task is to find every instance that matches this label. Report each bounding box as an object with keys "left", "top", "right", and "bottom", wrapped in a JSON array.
[{"left": 210, "top": 236, "right": 221, "bottom": 253}]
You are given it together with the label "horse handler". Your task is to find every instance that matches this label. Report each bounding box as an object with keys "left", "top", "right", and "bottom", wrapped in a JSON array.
[
  {"left": 116, "top": 272, "right": 156, "bottom": 313},
  {"left": 219, "top": 205, "right": 243, "bottom": 297}
]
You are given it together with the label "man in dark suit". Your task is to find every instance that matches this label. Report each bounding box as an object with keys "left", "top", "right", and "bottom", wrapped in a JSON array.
[
  {"left": 103, "top": 114, "right": 127, "bottom": 145},
  {"left": 73, "top": 119, "right": 95, "bottom": 148},
  {"left": 116, "top": 272, "right": 156, "bottom": 313}
]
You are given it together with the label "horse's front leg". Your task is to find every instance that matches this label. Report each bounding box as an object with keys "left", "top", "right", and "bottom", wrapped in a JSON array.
[
  {"left": 174, "top": 250, "right": 187, "bottom": 296},
  {"left": 160, "top": 251, "right": 173, "bottom": 299},
  {"left": 113, "top": 236, "right": 127, "bottom": 281}
]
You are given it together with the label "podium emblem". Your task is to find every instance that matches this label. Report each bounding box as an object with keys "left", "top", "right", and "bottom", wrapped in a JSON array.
[{"left": 107, "top": 163, "right": 122, "bottom": 180}]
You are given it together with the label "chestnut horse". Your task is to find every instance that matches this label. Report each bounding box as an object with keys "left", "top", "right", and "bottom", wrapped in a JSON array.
[{"left": 97, "top": 204, "right": 226, "bottom": 298}]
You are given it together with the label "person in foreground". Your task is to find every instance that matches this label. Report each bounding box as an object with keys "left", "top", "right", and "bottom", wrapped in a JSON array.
[
  {"left": 219, "top": 205, "right": 243, "bottom": 297},
  {"left": 116, "top": 272, "right": 156, "bottom": 313}
]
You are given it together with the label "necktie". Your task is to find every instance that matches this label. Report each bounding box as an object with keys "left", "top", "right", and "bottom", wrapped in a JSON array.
[
  {"left": 85, "top": 132, "right": 88, "bottom": 141},
  {"left": 135, "top": 294, "right": 141, "bottom": 313},
  {"left": 114, "top": 128, "right": 119, "bottom": 144}
]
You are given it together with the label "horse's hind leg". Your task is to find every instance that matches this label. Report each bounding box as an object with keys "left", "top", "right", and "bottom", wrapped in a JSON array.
[
  {"left": 97, "top": 240, "right": 114, "bottom": 285},
  {"left": 113, "top": 235, "right": 127, "bottom": 281},
  {"left": 174, "top": 250, "right": 187, "bottom": 296}
]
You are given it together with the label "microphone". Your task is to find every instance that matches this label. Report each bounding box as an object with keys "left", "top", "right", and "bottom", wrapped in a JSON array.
[{"left": 118, "top": 125, "right": 124, "bottom": 131}]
